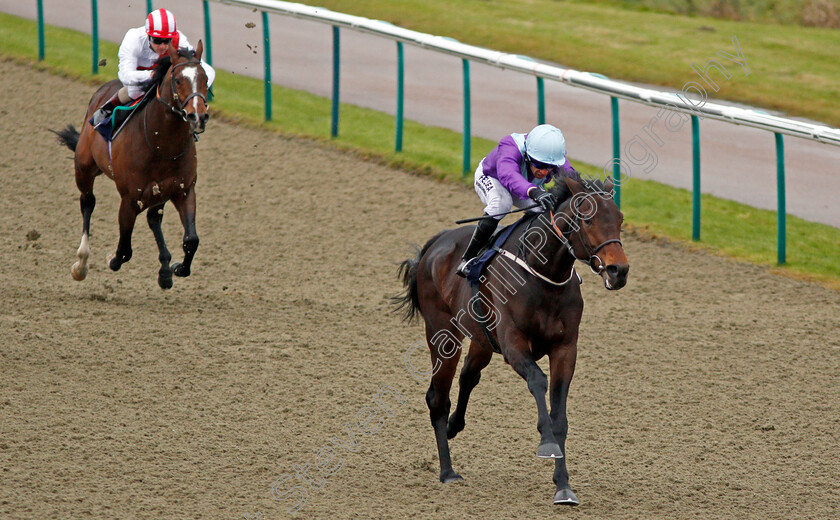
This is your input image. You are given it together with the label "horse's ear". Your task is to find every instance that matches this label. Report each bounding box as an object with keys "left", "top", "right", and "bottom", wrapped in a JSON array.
[
  {"left": 167, "top": 41, "right": 179, "bottom": 61},
  {"left": 564, "top": 175, "right": 584, "bottom": 194},
  {"left": 195, "top": 40, "right": 204, "bottom": 61}
]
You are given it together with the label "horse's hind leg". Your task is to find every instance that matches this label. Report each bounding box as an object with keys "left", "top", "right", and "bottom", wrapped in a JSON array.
[
  {"left": 424, "top": 315, "right": 465, "bottom": 483},
  {"left": 171, "top": 186, "right": 198, "bottom": 278},
  {"left": 71, "top": 157, "right": 98, "bottom": 281},
  {"left": 447, "top": 341, "right": 492, "bottom": 440},
  {"left": 107, "top": 195, "right": 139, "bottom": 271},
  {"left": 146, "top": 204, "right": 173, "bottom": 290}
]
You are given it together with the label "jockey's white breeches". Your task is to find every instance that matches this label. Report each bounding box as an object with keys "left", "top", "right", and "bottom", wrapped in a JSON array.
[{"left": 474, "top": 160, "right": 542, "bottom": 220}]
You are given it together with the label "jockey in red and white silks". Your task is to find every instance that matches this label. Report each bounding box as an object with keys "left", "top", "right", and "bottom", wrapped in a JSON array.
[
  {"left": 119, "top": 10, "right": 215, "bottom": 99},
  {"left": 90, "top": 9, "right": 216, "bottom": 128}
]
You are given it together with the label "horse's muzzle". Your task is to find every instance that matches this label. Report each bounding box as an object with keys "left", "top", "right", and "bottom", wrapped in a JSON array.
[
  {"left": 187, "top": 112, "right": 210, "bottom": 134},
  {"left": 602, "top": 263, "right": 629, "bottom": 290}
]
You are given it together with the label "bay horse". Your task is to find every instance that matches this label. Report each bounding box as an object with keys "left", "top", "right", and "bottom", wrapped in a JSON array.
[
  {"left": 53, "top": 42, "right": 209, "bottom": 289},
  {"left": 393, "top": 176, "right": 629, "bottom": 505}
]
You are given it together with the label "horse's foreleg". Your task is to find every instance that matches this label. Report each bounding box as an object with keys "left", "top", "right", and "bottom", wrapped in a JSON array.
[
  {"left": 147, "top": 205, "right": 173, "bottom": 290},
  {"left": 171, "top": 186, "right": 198, "bottom": 278},
  {"left": 72, "top": 191, "right": 96, "bottom": 281},
  {"left": 505, "top": 336, "right": 562, "bottom": 459},
  {"left": 549, "top": 344, "right": 579, "bottom": 506},
  {"left": 447, "top": 341, "right": 492, "bottom": 440},
  {"left": 72, "top": 153, "right": 98, "bottom": 281},
  {"left": 108, "top": 196, "right": 138, "bottom": 271}
]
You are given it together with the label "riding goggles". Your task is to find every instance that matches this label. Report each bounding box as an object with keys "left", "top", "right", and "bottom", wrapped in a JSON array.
[
  {"left": 151, "top": 37, "right": 172, "bottom": 45},
  {"left": 528, "top": 157, "right": 559, "bottom": 172}
]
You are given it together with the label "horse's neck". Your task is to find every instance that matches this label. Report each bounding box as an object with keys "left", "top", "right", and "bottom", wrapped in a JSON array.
[
  {"left": 146, "top": 81, "right": 190, "bottom": 149},
  {"left": 150, "top": 82, "right": 181, "bottom": 127},
  {"left": 520, "top": 204, "right": 576, "bottom": 283}
]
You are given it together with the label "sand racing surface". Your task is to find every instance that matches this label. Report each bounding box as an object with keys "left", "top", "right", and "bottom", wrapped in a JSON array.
[{"left": 1, "top": 60, "right": 839, "bottom": 519}]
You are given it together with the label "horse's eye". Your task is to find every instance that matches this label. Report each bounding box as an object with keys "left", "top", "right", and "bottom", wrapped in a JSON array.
[{"left": 583, "top": 217, "right": 593, "bottom": 225}]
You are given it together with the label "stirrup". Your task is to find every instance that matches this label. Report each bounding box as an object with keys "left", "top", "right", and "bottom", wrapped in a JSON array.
[{"left": 456, "top": 257, "right": 476, "bottom": 278}]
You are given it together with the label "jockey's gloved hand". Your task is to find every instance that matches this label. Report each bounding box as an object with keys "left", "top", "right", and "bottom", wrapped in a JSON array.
[
  {"left": 529, "top": 188, "right": 556, "bottom": 213},
  {"left": 137, "top": 71, "right": 155, "bottom": 92}
]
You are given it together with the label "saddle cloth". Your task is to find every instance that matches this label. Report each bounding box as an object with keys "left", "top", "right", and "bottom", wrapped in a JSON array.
[
  {"left": 92, "top": 89, "right": 154, "bottom": 142},
  {"left": 466, "top": 216, "right": 530, "bottom": 285}
]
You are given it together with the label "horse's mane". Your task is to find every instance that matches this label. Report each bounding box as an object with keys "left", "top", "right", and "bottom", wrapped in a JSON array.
[
  {"left": 547, "top": 177, "right": 573, "bottom": 205},
  {"left": 150, "top": 49, "right": 198, "bottom": 87},
  {"left": 548, "top": 176, "right": 613, "bottom": 206}
]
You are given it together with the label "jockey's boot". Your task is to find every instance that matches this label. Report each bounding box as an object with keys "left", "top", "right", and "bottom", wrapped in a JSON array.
[
  {"left": 89, "top": 91, "right": 122, "bottom": 128},
  {"left": 456, "top": 215, "right": 499, "bottom": 278}
]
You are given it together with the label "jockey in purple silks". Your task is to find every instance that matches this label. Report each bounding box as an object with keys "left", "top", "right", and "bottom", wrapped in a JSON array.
[{"left": 456, "top": 124, "right": 582, "bottom": 278}]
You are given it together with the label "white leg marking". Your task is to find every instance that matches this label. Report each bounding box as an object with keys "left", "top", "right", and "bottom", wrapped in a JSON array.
[{"left": 71, "top": 232, "right": 90, "bottom": 281}]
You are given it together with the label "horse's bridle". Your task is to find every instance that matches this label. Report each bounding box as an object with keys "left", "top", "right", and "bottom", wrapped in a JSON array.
[
  {"left": 155, "top": 60, "right": 207, "bottom": 122},
  {"left": 145, "top": 60, "right": 207, "bottom": 160},
  {"left": 549, "top": 196, "right": 623, "bottom": 275}
]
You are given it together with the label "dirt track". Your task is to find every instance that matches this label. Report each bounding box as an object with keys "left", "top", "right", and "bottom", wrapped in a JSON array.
[{"left": 1, "top": 60, "right": 839, "bottom": 520}]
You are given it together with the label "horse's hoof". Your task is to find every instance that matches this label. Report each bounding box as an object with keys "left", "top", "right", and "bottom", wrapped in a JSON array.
[
  {"left": 553, "top": 487, "right": 579, "bottom": 506},
  {"left": 439, "top": 470, "right": 464, "bottom": 484},
  {"left": 172, "top": 262, "right": 190, "bottom": 277},
  {"left": 537, "top": 442, "right": 563, "bottom": 459},
  {"left": 158, "top": 275, "right": 173, "bottom": 290},
  {"left": 106, "top": 253, "right": 120, "bottom": 271},
  {"left": 71, "top": 262, "right": 87, "bottom": 281}
]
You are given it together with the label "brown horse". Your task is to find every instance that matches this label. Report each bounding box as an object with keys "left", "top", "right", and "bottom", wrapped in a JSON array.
[
  {"left": 53, "top": 42, "right": 209, "bottom": 289},
  {"left": 394, "top": 177, "right": 629, "bottom": 506}
]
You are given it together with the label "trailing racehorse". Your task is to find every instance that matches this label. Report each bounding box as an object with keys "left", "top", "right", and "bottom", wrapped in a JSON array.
[
  {"left": 393, "top": 176, "right": 629, "bottom": 506},
  {"left": 53, "top": 42, "right": 209, "bottom": 289}
]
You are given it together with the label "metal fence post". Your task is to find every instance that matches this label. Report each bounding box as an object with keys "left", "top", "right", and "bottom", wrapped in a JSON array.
[
  {"left": 611, "top": 96, "right": 621, "bottom": 208},
  {"left": 331, "top": 26, "right": 340, "bottom": 137},
  {"left": 37, "top": 0, "right": 45, "bottom": 61},
  {"left": 203, "top": 0, "right": 213, "bottom": 66},
  {"left": 395, "top": 41, "right": 404, "bottom": 152},
  {"left": 91, "top": 0, "right": 99, "bottom": 74},
  {"left": 691, "top": 115, "right": 701, "bottom": 241},
  {"left": 262, "top": 11, "right": 271, "bottom": 121},
  {"left": 775, "top": 133, "right": 786, "bottom": 264},
  {"left": 462, "top": 58, "right": 471, "bottom": 177},
  {"left": 146, "top": 0, "right": 152, "bottom": 13},
  {"left": 536, "top": 77, "right": 545, "bottom": 125}
]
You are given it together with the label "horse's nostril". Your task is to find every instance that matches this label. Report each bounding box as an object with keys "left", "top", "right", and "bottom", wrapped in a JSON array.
[{"left": 606, "top": 265, "right": 619, "bottom": 277}]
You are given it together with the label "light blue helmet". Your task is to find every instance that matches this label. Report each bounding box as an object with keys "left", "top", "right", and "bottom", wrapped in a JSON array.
[{"left": 525, "top": 124, "right": 566, "bottom": 167}]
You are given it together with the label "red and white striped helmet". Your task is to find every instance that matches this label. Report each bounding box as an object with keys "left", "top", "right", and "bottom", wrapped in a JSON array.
[{"left": 145, "top": 9, "right": 177, "bottom": 39}]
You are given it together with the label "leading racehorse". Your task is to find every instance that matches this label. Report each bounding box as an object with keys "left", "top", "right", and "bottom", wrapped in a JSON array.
[
  {"left": 53, "top": 42, "right": 209, "bottom": 289},
  {"left": 393, "top": 176, "right": 629, "bottom": 506}
]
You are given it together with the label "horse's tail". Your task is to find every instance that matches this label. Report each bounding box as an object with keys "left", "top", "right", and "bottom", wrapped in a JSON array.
[
  {"left": 392, "top": 230, "right": 447, "bottom": 323},
  {"left": 51, "top": 124, "right": 80, "bottom": 152}
]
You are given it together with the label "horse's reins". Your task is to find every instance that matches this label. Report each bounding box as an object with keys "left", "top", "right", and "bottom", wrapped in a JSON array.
[
  {"left": 145, "top": 60, "right": 207, "bottom": 160},
  {"left": 469, "top": 193, "right": 622, "bottom": 357},
  {"left": 549, "top": 196, "right": 622, "bottom": 275}
]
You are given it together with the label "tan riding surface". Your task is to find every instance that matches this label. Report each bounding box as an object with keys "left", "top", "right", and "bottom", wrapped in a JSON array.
[{"left": 1, "top": 61, "right": 838, "bottom": 519}]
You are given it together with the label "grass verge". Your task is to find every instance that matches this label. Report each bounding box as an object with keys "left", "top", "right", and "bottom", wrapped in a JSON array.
[{"left": 3, "top": 12, "right": 837, "bottom": 290}]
